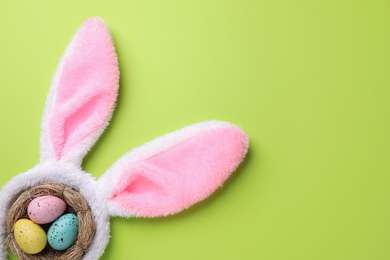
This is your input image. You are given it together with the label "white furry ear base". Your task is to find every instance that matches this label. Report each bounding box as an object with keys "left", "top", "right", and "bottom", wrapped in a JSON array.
[
  {"left": 39, "top": 18, "right": 119, "bottom": 166},
  {"left": 98, "top": 120, "right": 249, "bottom": 218}
]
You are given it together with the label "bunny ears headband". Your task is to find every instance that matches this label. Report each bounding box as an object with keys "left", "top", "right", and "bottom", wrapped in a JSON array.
[{"left": 0, "top": 18, "right": 249, "bottom": 259}]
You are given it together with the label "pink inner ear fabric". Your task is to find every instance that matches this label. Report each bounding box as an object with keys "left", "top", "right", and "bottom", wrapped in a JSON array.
[
  {"left": 48, "top": 18, "right": 119, "bottom": 161},
  {"left": 110, "top": 126, "right": 249, "bottom": 217}
]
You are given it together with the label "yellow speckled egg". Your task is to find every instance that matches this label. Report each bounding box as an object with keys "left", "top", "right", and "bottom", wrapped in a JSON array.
[{"left": 14, "top": 219, "right": 47, "bottom": 254}]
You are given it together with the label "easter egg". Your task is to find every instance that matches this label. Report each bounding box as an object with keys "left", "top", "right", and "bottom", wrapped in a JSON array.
[
  {"left": 47, "top": 213, "right": 78, "bottom": 250},
  {"left": 14, "top": 219, "right": 47, "bottom": 254},
  {"left": 28, "top": 195, "right": 67, "bottom": 224}
]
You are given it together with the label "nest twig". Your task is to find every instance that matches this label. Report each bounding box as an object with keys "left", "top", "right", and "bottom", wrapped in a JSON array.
[{"left": 6, "top": 183, "right": 95, "bottom": 260}]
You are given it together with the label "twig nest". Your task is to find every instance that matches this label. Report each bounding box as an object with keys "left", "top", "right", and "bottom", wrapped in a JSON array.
[{"left": 6, "top": 183, "right": 96, "bottom": 260}]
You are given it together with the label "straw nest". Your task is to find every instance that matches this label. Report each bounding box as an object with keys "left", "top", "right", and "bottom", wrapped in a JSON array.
[{"left": 6, "top": 183, "right": 96, "bottom": 260}]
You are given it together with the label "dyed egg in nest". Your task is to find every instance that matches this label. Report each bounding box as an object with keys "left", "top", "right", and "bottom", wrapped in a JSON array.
[
  {"left": 28, "top": 195, "right": 67, "bottom": 224},
  {"left": 47, "top": 213, "right": 79, "bottom": 250},
  {"left": 14, "top": 219, "right": 47, "bottom": 254}
]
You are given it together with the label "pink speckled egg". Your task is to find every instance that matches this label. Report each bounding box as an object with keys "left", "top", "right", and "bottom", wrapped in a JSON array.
[{"left": 28, "top": 196, "right": 67, "bottom": 224}]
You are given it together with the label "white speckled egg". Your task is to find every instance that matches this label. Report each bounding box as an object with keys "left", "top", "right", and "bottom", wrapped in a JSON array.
[
  {"left": 14, "top": 219, "right": 47, "bottom": 254},
  {"left": 28, "top": 196, "right": 67, "bottom": 224},
  {"left": 47, "top": 213, "right": 78, "bottom": 250}
]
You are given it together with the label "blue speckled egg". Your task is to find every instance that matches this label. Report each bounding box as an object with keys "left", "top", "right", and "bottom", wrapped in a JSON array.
[{"left": 47, "top": 213, "right": 78, "bottom": 250}]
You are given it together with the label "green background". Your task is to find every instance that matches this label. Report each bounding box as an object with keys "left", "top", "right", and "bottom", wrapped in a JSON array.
[{"left": 1, "top": 1, "right": 390, "bottom": 259}]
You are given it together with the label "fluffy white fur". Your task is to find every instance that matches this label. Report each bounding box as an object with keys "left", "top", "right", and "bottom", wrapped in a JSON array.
[
  {"left": 0, "top": 120, "right": 247, "bottom": 260},
  {"left": 0, "top": 17, "right": 249, "bottom": 260}
]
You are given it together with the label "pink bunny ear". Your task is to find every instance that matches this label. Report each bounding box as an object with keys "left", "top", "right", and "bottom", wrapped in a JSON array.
[
  {"left": 99, "top": 121, "right": 249, "bottom": 218},
  {"left": 40, "top": 18, "right": 119, "bottom": 165}
]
